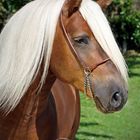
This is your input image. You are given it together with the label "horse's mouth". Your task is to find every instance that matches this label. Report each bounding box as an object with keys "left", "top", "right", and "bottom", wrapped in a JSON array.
[{"left": 94, "top": 96, "right": 114, "bottom": 114}]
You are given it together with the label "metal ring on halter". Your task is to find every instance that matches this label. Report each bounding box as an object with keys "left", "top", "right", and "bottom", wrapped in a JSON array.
[{"left": 84, "top": 67, "right": 92, "bottom": 75}]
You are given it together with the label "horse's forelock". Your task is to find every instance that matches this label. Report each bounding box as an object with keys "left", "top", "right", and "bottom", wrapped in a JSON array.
[{"left": 80, "top": 0, "right": 128, "bottom": 85}]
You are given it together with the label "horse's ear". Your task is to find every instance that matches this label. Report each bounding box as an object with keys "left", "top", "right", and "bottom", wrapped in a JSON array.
[
  {"left": 62, "top": 0, "right": 82, "bottom": 17},
  {"left": 97, "top": 0, "right": 112, "bottom": 9}
]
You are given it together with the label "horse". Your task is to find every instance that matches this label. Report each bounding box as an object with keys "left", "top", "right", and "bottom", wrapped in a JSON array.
[{"left": 0, "top": 0, "right": 128, "bottom": 139}]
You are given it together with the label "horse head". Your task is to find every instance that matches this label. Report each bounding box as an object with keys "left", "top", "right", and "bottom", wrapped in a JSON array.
[{"left": 51, "top": 0, "right": 128, "bottom": 113}]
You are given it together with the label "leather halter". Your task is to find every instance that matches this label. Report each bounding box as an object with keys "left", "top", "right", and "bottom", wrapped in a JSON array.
[
  {"left": 60, "top": 12, "right": 110, "bottom": 98},
  {"left": 60, "top": 13, "right": 110, "bottom": 72}
]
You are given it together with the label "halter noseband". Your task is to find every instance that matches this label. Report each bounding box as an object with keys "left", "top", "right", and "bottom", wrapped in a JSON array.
[{"left": 60, "top": 13, "right": 110, "bottom": 98}]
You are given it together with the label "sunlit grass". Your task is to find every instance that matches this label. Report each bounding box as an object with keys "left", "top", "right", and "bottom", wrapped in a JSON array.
[{"left": 76, "top": 56, "right": 140, "bottom": 140}]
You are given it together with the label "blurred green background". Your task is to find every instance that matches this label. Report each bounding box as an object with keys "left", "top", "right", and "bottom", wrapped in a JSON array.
[{"left": 0, "top": 0, "right": 140, "bottom": 140}]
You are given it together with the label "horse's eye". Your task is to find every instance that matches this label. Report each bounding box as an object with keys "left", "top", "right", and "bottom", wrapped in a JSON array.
[{"left": 73, "top": 35, "right": 89, "bottom": 46}]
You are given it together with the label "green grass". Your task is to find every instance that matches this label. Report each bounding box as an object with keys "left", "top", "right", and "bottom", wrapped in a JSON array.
[{"left": 76, "top": 56, "right": 140, "bottom": 140}]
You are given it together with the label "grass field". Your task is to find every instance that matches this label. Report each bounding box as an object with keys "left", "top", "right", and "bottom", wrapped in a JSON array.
[{"left": 76, "top": 55, "right": 140, "bottom": 140}]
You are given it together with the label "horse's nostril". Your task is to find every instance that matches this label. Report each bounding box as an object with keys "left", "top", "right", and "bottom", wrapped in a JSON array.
[
  {"left": 113, "top": 92, "right": 120, "bottom": 101},
  {"left": 110, "top": 92, "right": 122, "bottom": 108}
]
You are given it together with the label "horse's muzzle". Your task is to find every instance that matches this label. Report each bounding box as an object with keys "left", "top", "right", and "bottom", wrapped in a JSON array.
[{"left": 93, "top": 81, "right": 128, "bottom": 113}]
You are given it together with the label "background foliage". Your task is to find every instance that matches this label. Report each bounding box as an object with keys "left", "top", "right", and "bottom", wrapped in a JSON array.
[
  {"left": 0, "top": 0, "right": 32, "bottom": 30},
  {"left": 106, "top": 0, "right": 140, "bottom": 51}
]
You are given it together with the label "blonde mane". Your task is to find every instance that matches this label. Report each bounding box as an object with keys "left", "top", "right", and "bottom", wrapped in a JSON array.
[
  {"left": 0, "top": 0, "right": 65, "bottom": 113},
  {"left": 0, "top": 0, "right": 128, "bottom": 113}
]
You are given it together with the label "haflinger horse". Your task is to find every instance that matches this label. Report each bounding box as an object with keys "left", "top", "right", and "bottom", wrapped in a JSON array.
[{"left": 0, "top": 0, "right": 128, "bottom": 139}]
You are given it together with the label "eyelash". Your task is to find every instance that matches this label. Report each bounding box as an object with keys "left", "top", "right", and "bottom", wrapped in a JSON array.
[
  {"left": 73, "top": 36, "right": 89, "bottom": 46},
  {"left": 75, "top": 38, "right": 88, "bottom": 44}
]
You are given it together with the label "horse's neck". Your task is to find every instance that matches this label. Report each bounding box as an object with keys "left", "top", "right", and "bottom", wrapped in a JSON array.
[{"left": 0, "top": 71, "right": 56, "bottom": 140}]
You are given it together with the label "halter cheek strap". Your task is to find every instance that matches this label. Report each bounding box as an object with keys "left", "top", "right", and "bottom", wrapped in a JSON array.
[{"left": 60, "top": 13, "right": 110, "bottom": 98}]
